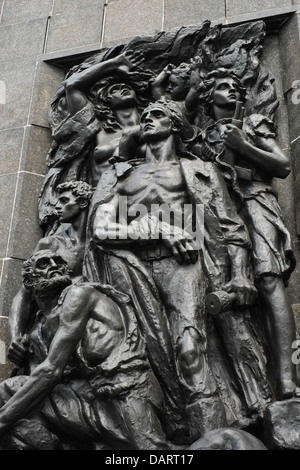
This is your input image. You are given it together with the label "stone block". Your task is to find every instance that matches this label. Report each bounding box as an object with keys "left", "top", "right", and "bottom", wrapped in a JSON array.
[
  {"left": 45, "top": 2, "right": 105, "bottom": 54},
  {"left": 279, "top": 13, "right": 300, "bottom": 95},
  {"left": 292, "top": 162, "right": 300, "bottom": 236},
  {"left": 7, "top": 172, "right": 44, "bottom": 260},
  {"left": 227, "top": 0, "right": 292, "bottom": 19},
  {"left": 286, "top": 84, "right": 300, "bottom": 148},
  {"left": 164, "top": 0, "right": 225, "bottom": 31},
  {"left": 290, "top": 133, "right": 300, "bottom": 176},
  {"left": 0, "top": 19, "right": 48, "bottom": 63},
  {"left": 0, "top": 316, "right": 14, "bottom": 382},
  {"left": 0, "top": 173, "right": 17, "bottom": 258},
  {"left": 53, "top": 0, "right": 103, "bottom": 14},
  {"left": 261, "top": 34, "right": 282, "bottom": 91},
  {"left": 0, "top": 258, "right": 24, "bottom": 320},
  {"left": 292, "top": 303, "right": 300, "bottom": 335},
  {"left": 264, "top": 399, "right": 300, "bottom": 449},
  {"left": 103, "top": 0, "right": 163, "bottom": 46},
  {"left": 0, "top": 0, "right": 52, "bottom": 26},
  {"left": 0, "top": 127, "right": 24, "bottom": 175},
  {"left": 20, "top": 126, "right": 51, "bottom": 176},
  {"left": 0, "top": 59, "right": 36, "bottom": 130},
  {"left": 29, "top": 61, "right": 65, "bottom": 129}
]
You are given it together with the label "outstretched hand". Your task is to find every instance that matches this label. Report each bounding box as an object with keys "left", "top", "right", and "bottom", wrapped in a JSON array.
[{"left": 117, "top": 49, "right": 145, "bottom": 74}]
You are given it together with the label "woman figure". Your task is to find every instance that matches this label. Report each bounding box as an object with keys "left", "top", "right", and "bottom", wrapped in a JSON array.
[
  {"left": 197, "top": 68, "right": 298, "bottom": 400},
  {"left": 39, "top": 50, "right": 145, "bottom": 232}
]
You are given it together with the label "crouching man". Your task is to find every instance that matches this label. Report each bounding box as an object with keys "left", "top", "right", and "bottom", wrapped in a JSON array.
[{"left": 0, "top": 249, "right": 173, "bottom": 450}]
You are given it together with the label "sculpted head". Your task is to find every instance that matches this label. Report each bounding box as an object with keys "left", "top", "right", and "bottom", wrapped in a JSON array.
[
  {"left": 168, "top": 63, "right": 191, "bottom": 101},
  {"left": 199, "top": 68, "right": 247, "bottom": 118},
  {"left": 22, "top": 250, "right": 72, "bottom": 299},
  {"left": 55, "top": 181, "right": 93, "bottom": 224},
  {"left": 140, "top": 99, "right": 184, "bottom": 142}
]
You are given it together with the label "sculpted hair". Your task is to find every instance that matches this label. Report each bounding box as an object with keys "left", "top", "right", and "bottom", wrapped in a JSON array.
[
  {"left": 199, "top": 68, "right": 247, "bottom": 118},
  {"left": 22, "top": 257, "right": 37, "bottom": 291},
  {"left": 171, "top": 63, "right": 191, "bottom": 84},
  {"left": 56, "top": 181, "right": 93, "bottom": 202},
  {"left": 143, "top": 99, "right": 184, "bottom": 133}
]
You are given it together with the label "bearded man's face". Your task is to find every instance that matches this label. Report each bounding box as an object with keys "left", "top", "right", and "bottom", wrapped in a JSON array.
[{"left": 27, "top": 252, "right": 72, "bottom": 299}]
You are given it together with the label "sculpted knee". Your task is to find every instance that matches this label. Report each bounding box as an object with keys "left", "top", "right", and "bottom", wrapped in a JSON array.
[{"left": 176, "top": 328, "right": 204, "bottom": 378}]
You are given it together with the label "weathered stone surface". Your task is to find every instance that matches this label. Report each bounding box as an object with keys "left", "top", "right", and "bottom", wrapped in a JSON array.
[
  {"left": 0, "top": 173, "right": 18, "bottom": 259},
  {"left": 46, "top": 2, "right": 105, "bottom": 54},
  {"left": 29, "top": 62, "right": 65, "bottom": 129},
  {"left": 6, "top": 172, "right": 44, "bottom": 260},
  {"left": 291, "top": 133, "right": 300, "bottom": 176},
  {"left": 279, "top": 12, "right": 300, "bottom": 95},
  {"left": 20, "top": 126, "right": 50, "bottom": 175},
  {"left": 227, "top": 0, "right": 292, "bottom": 19},
  {"left": 164, "top": 0, "right": 225, "bottom": 30},
  {"left": 0, "top": 0, "right": 52, "bottom": 25},
  {"left": 0, "top": 258, "right": 24, "bottom": 320},
  {"left": 0, "top": 316, "right": 13, "bottom": 383},
  {"left": 53, "top": 0, "right": 103, "bottom": 14},
  {"left": 264, "top": 399, "right": 300, "bottom": 449},
  {"left": 293, "top": 161, "right": 300, "bottom": 236},
  {"left": 284, "top": 89, "right": 300, "bottom": 147},
  {"left": 0, "top": 127, "right": 24, "bottom": 175},
  {"left": 0, "top": 19, "right": 47, "bottom": 63},
  {"left": 0, "top": 59, "right": 36, "bottom": 130},
  {"left": 292, "top": 303, "right": 300, "bottom": 335},
  {"left": 103, "top": 0, "right": 163, "bottom": 46}
]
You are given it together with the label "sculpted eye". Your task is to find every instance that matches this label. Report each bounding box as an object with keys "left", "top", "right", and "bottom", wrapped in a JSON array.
[
  {"left": 153, "top": 111, "right": 164, "bottom": 118},
  {"left": 54, "top": 257, "right": 64, "bottom": 267},
  {"left": 59, "top": 197, "right": 69, "bottom": 204},
  {"left": 36, "top": 258, "right": 49, "bottom": 269}
]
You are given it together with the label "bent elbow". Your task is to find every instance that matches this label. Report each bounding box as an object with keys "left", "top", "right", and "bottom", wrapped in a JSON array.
[{"left": 38, "top": 363, "right": 62, "bottom": 384}]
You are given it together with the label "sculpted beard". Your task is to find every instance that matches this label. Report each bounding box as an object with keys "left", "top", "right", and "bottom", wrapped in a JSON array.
[{"left": 32, "top": 273, "right": 72, "bottom": 299}]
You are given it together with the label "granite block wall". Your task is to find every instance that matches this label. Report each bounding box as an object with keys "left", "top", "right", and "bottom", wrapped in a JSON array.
[{"left": 0, "top": 0, "right": 300, "bottom": 380}]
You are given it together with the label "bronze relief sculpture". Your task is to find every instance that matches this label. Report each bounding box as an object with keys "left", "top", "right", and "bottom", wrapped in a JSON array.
[{"left": 0, "top": 19, "right": 299, "bottom": 450}]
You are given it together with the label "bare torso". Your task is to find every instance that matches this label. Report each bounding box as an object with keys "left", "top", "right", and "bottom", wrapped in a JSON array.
[
  {"left": 41, "top": 288, "right": 125, "bottom": 367},
  {"left": 119, "top": 160, "right": 190, "bottom": 224}
]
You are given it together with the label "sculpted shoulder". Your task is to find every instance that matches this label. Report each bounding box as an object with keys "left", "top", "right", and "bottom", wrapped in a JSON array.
[{"left": 62, "top": 283, "right": 98, "bottom": 308}]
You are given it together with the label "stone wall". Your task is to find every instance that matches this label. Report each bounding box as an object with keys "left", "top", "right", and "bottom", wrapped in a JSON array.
[{"left": 1, "top": 0, "right": 300, "bottom": 379}]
